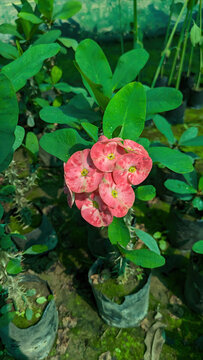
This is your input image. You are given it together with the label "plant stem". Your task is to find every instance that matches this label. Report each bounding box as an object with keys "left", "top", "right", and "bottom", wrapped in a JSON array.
[
  {"left": 176, "top": 1, "right": 194, "bottom": 89},
  {"left": 151, "top": 0, "right": 188, "bottom": 88},
  {"left": 133, "top": 0, "right": 138, "bottom": 47},
  {"left": 196, "top": 0, "right": 202, "bottom": 89},
  {"left": 161, "top": 0, "right": 175, "bottom": 77},
  {"left": 187, "top": 44, "right": 194, "bottom": 76},
  {"left": 168, "top": 8, "right": 190, "bottom": 86},
  {"left": 118, "top": 0, "right": 124, "bottom": 54}
]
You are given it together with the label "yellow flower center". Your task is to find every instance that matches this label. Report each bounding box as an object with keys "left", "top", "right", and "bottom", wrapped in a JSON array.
[
  {"left": 111, "top": 189, "right": 118, "bottom": 198},
  {"left": 128, "top": 166, "right": 136, "bottom": 173},
  {"left": 81, "top": 168, "right": 88, "bottom": 176},
  {"left": 107, "top": 153, "right": 115, "bottom": 160}
]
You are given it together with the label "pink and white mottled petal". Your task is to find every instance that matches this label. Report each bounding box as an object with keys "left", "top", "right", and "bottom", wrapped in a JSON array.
[
  {"left": 123, "top": 140, "right": 149, "bottom": 156},
  {"left": 98, "top": 135, "right": 108, "bottom": 142},
  {"left": 109, "top": 205, "right": 129, "bottom": 218},
  {"left": 75, "top": 192, "right": 90, "bottom": 210},
  {"left": 80, "top": 194, "right": 113, "bottom": 227},
  {"left": 91, "top": 141, "right": 123, "bottom": 172},
  {"left": 64, "top": 183, "right": 75, "bottom": 208}
]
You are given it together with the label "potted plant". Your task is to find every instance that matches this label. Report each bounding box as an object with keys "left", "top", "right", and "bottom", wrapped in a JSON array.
[
  {"left": 63, "top": 135, "right": 165, "bottom": 327},
  {"left": 164, "top": 172, "right": 203, "bottom": 249},
  {"left": 0, "top": 204, "right": 58, "bottom": 359},
  {"left": 184, "top": 240, "right": 203, "bottom": 314},
  {"left": 1, "top": 160, "right": 57, "bottom": 252}
]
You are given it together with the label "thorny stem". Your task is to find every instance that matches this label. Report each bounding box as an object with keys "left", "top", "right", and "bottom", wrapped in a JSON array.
[
  {"left": 168, "top": 8, "right": 190, "bottom": 86},
  {"left": 176, "top": 0, "right": 195, "bottom": 89},
  {"left": 151, "top": 0, "right": 188, "bottom": 88},
  {"left": 196, "top": 0, "right": 202, "bottom": 89}
]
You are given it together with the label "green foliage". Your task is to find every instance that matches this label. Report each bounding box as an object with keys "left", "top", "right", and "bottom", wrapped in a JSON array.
[
  {"left": 108, "top": 218, "right": 130, "bottom": 247},
  {"left": 146, "top": 87, "right": 182, "bottom": 116},
  {"left": 183, "top": 171, "right": 198, "bottom": 189},
  {"left": 198, "top": 176, "right": 203, "bottom": 191},
  {"left": 152, "top": 115, "right": 176, "bottom": 145},
  {"left": 6, "top": 259, "right": 23, "bottom": 275},
  {"left": 148, "top": 147, "right": 194, "bottom": 173},
  {"left": 103, "top": 82, "right": 146, "bottom": 139},
  {"left": 164, "top": 179, "right": 197, "bottom": 194},
  {"left": 26, "top": 289, "right": 37, "bottom": 297},
  {"left": 119, "top": 247, "right": 165, "bottom": 268},
  {"left": 0, "top": 23, "right": 23, "bottom": 39},
  {"left": 179, "top": 127, "right": 198, "bottom": 145},
  {"left": 55, "top": 82, "right": 87, "bottom": 96},
  {"left": 192, "top": 197, "right": 203, "bottom": 211},
  {"left": 0, "top": 304, "right": 13, "bottom": 314},
  {"left": 0, "top": 41, "right": 19, "bottom": 60},
  {"left": 53, "top": 0, "right": 82, "bottom": 20},
  {"left": 190, "top": 22, "right": 201, "bottom": 47},
  {"left": 134, "top": 229, "right": 160, "bottom": 255},
  {"left": 178, "top": 136, "right": 203, "bottom": 147},
  {"left": 81, "top": 122, "right": 98, "bottom": 142},
  {"left": 0, "top": 312, "right": 15, "bottom": 328},
  {"left": 192, "top": 240, "right": 203, "bottom": 254},
  {"left": 25, "top": 132, "right": 39, "bottom": 158},
  {"left": 112, "top": 48, "right": 149, "bottom": 90},
  {"left": 37, "top": 0, "right": 54, "bottom": 20},
  {"left": 13, "top": 126, "right": 25, "bottom": 152},
  {"left": 135, "top": 185, "right": 156, "bottom": 201},
  {"left": 58, "top": 37, "right": 78, "bottom": 51},
  {"left": 51, "top": 65, "right": 62, "bottom": 84},
  {"left": 25, "top": 308, "right": 33, "bottom": 321},
  {"left": 0, "top": 73, "right": 19, "bottom": 169},
  {"left": 23, "top": 244, "right": 49, "bottom": 255},
  {"left": 2, "top": 43, "right": 60, "bottom": 91},
  {"left": 36, "top": 296, "right": 47, "bottom": 304},
  {"left": 75, "top": 39, "right": 113, "bottom": 98},
  {"left": 34, "top": 30, "right": 61, "bottom": 45},
  {"left": 40, "top": 128, "right": 93, "bottom": 162}
]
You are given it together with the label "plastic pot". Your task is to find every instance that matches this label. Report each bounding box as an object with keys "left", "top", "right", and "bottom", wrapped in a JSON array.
[
  {"left": 88, "top": 259, "right": 151, "bottom": 328},
  {"left": 165, "top": 100, "right": 187, "bottom": 125},
  {"left": 184, "top": 250, "right": 203, "bottom": 314},
  {"left": 167, "top": 206, "right": 203, "bottom": 250},
  {"left": 0, "top": 274, "right": 58, "bottom": 360},
  {"left": 12, "top": 214, "right": 58, "bottom": 252},
  {"left": 188, "top": 88, "right": 203, "bottom": 109},
  {"left": 154, "top": 76, "right": 169, "bottom": 87}
]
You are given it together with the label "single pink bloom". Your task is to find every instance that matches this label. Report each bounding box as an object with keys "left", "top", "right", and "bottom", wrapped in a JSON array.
[
  {"left": 90, "top": 141, "right": 125, "bottom": 172},
  {"left": 119, "top": 139, "right": 149, "bottom": 157},
  {"left": 99, "top": 173, "right": 135, "bottom": 217},
  {"left": 64, "top": 149, "right": 103, "bottom": 193},
  {"left": 113, "top": 152, "right": 152, "bottom": 186},
  {"left": 64, "top": 183, "right": 75, "bottom": 208},
  {"left": 78, "top": 192, "right": 113, "bottom": 227}
]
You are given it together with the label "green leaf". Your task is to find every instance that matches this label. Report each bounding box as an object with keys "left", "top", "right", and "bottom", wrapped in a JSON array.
[
  {"left": 36, "top": 296, "right": 47, "bottom": 304},
  {"left": 134, "top": 229, "right": 160, "bottom": 255},
  {"left": 148, "top": 147, "right": 193, "bottom": 173},
  {"left": 35, "top": 312, "right": 41, "bottom": 318},
  {"left": 192, "top": 240, "right": 203, "bottom": 254},
  {"left": 53, "top": 0, "right": 82, "bottom": 20},
  {"left": 178, "top": 136, "right": 203, "bottom": 147},
  {"left": 0, "top": 235, "right": 14, "bottom": 250},
  {"left": 58, "top": 37, "right": 78, "bottom": 51},
  {"left": 0, "top": 204, "right": 3, "bottom": 220},
  {"left": 74, "top": 61, "right": 110, "bottom": 110},
  {"left": 0, "top": 73, "right": 19, "bottom": 165},
  {"left": 40, "top": 105, "right": 78, "bottom": 126},
  {"left": 40, "top": 128, "right": 93, "bottom": 162},
  {"left": 183, "top": 171, "right": 198, "bottom": 189},
  {"left": 34, "top": 30, "right": 61, "bottom": 45},
  {"left": 0, "top": 23, "right": 23, "bottom": 39},
  {"left": 0, "top": 41, "right": 19, "bottom": 60},
  {"left": 179, "top": 127, "right": 198, "bottom": 145},
  {"left": 190, "top": 22, "right": 201, "bottom": 47},
  {"left": 75, "top": 39, "right": 113, "bottom": 98},
  {"left": 192, "top": 197, "right": 203, "bottom": 211},
  {"left": 51, "top": 66, "right": 62, "bottom": 84},
  {"left": 55, "top": 82, "right": 87, "bottom": 96},
  {"left": 23, "top": 244, "right": 48, "bottom": 255},
  {"left": 2, "top": 43, "right": 60, "bottom": 92},
  {"left": 26, "top": 289, "right": 37, "bottom": 297},
  {"left": 112, "top": 48, "right": 149, "bottom": 90},
  {"left": 25, "top": 308, "right": 33, "bottom": 321},
  {"left": 120, "top": 247, "right": 165, "bottom": 268},
  {"left": 13, "top": 126, "right": 25, "bottom": 152},
  {"left": 81, "top": 122, "right": 98, "bottom": 142},
  {"left": 135, "top": 185, "right": 156, "bottom": 201},
  {"left": 164, "top": 179, "right": 197, "bottom": 194},
  {"left": 108, "top": 218, "right": 130, "bottom": 247},
  {"left": 0, "top": 304, "right": 13, "bottom": 314},
  {"left": 37, "top": 0, "right": 54, "bottom": 20},
  {"left": 136, "top": 138, "right": 150, "bottom": 149},
  {"left": 152, "top": 114, "right": 176, "bottom": 145},
  {"left": 146, "top": 87, "right": 183, "bottom": 116},
  {"left": 19, "top": 12, "right": 42, "bottom": 24},
  {"left": 103, "top": 82, "right": 146, "bottom": 139},
  {"left": 0, "top": 312, "right": 15, "bottom": 328},
  {"left": 198, "top": 176, "right": 203, "bottom": 191},
  {"left": 6, "top": 259, "right": 23, "bottom": 275},
  {"left": 33, "top": 97, "right": 49, "bottom": 108},
  {"left": 25, "top": 132, "right": 39, "bottom": 157}
]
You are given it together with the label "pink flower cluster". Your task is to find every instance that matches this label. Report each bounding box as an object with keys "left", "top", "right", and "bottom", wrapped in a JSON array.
[{"left": 64, "top": 136, "right": 152, "bottom": 227}]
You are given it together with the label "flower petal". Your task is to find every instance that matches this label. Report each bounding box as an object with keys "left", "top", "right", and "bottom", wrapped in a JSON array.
[
  {"left": 90, "top": 141, "right": 125, "bottom": 172},
  {"left": 80, "top": 192, "right": 113, "bottom": 227},
  {"left": 64, "top": 183, "right": 75, "bottom": 208}
]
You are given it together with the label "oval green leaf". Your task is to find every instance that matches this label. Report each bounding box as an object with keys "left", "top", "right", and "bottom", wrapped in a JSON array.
[
  {"left": 146, "top": 87, "right": 182, "bottom": 116},
  {"left": 134, "top": 229, "right": 160, "bottom": 255},
  {"left": 164, "top": 179, "right": 197, "bottom": 194},
  {"left": 108, "top": 218, "right": 130, "bottom": 247},
  {"left": 135, "top": 185, "right": 156, "bottom": 201},
  {"left": 192, "top": 240, "right": 203, "bottom": 254}
]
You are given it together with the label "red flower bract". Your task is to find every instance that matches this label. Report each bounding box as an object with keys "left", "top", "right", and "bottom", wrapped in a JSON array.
[
  {"left": 90, "top": 141, "right": 125, "bottom": 172},
  {"left": 64, "top": 149, "right": 103, "bottom": 193}
]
